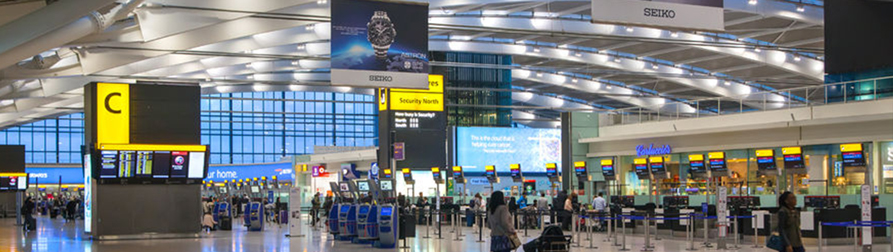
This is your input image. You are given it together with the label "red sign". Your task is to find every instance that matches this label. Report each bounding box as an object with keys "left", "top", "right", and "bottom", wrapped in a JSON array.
[{"left": 312, "top": 165, "right": 328, "bottom": 177}]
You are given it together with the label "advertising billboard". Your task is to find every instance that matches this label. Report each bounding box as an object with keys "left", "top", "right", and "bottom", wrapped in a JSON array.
[
  {"left": 330, "top": 0, "right": 429, "bottom": 89},
  {"left": 591, "top": 0, "right": 724, "bottom": 31},
  {"left": 456, "top": 127, "right": 561, "bottom": 173}
]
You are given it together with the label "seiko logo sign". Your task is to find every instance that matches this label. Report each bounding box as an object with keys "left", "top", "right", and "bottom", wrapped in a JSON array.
[
  {"left": 636, "top": 144, "right": 672, "bottom": 157},
  {"left": 370, "top": 75, "right": 393, "bottom": 82},
  {"left": 644, "top": 8, "right": 675, "bottom": 19}
]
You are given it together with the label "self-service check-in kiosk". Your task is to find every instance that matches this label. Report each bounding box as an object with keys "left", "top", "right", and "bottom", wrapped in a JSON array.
[
  {"left": 246, "top": 201, "right": 263, "bottom": 231},
  {"left": 338, "top": 181, "right": 359, "bottom": 240},
  {"left": 356, "top": 179, "right": 380, "bottom": 243},
  {"left": 216, "top": 202, "right": 232, "bottom": 230},
  {"left": 375, "top": 178, "right": 398, "bottom": 248},
  {"left": 328, "top": 182, "right": 341, "bottom": 234}
]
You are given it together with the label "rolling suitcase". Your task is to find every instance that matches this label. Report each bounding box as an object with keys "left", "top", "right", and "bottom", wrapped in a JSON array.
[
  {"left": 219, "top": 216, "right": 232, "bottom": 230},
  {"left": 27, "top": 218, "right": 36, "bottom": 231}
]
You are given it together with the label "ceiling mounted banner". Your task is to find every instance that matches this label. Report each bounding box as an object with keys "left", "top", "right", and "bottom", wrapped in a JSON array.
[
  {"left": 591, "top": 0, "right": 725, "bottom": 32},
  {"left": 330, "top": 0, "right": 430, "bottom": 89}
]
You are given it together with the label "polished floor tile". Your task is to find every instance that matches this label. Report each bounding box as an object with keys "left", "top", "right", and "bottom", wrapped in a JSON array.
[{"left": 1, "top": 216, "right": 889, "bottom": 252}]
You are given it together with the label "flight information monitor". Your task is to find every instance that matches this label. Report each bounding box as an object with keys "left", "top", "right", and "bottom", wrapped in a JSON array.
[
  {"left": 634, "top": 158, "right": 650, "bottom": 178},
  {"left": 452, "top": 166, "right": 466, "bottom": 184},
  {"left": 688, "top": 154, "right": 706, "bottom": 174},
  {"left": 755, "top": 149, "right": 777, "bottom": 171},
  {"left": 708, "top": 152, "right": 728, "bottom": 173},
  {"left": 169, "top": 151, "right": 189, "bottom": 178},
  {"left": 648, "top": 157, "right": 665, "bottom": 174},
  {"left": 573, "top": 161, "right": 587, "bottom": 176},
  {"left": 382, "top": 167, "right": 393, "bottom": 179},
  {"left": 0, "top": 173, "right": 28, "bottom": 191},
  {"left": 600, "top": 158, "right": 615, "bottom": 178},
  {"left": 545, "top": 163, "right": 558, "bottom": 177},
  {"left": 431, "top": 167, "right": 443, "bottom": 184},
  {"left": 401, "top": 168, "right": 413, "bottom": 184},
  {"left": 485, "top": 165, "right": 499, "bottom": 183},
  {"left": 510, "top": 164, "right": 523, "bottom": 182},
  {"left": 782, "top": 147, "right": 806, "bottom": 169},
  {"left": 840, "top": 143, "right": 866, "bottom": 167}
]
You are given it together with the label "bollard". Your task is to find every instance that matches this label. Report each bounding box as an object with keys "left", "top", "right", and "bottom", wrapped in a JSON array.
[
  {"left": 476, "top": 211, "right": 485, "bottom": 243},
  {"left": 733, "top": 215, "right": 740, "bottom": 249},
  {"left": 703, "top": 214, "right": 712, "bottom": 248},
  {"left": 436, "top": 209, "right": 443, "bottom": 240},
  {"left": 588, "top": 212, "right": 597, "bottom": 249},
  {"left": 752, "top": 214, "right": 761, "bottom": 248},
  {"left": 572, "top": 213, "right": 581, "bottom": 247},
  {"left": 642, "top": 214, "right": 653, "bottom": 251},
  {"left": 686, "top": 213, "right": 697, "bottom": 251},
  {"left": 524, "top": 211, "right": 529, "bottom": 238},
  {"left": 818, "top": 221, "right": 822, "bottom": 252},
  {"left": 620, "top": 215, "right": 630, "bottom": 251}
]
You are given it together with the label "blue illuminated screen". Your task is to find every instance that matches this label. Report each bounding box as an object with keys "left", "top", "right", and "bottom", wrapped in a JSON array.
[
  {"left": 456, "top": 127, "right": 561, "bottom": 172},
  {"left": 359, "top": 206, "right": 369, "bottom": 214},
  {"left": 340, "top": 205, "right": 350, "bottom": 213},
  {"left": 381, "top": 207, "right": 392, "bottom": 216}
]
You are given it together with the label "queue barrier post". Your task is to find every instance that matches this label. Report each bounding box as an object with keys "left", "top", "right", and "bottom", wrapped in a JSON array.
[
  {"left": 753, "top": 214, "right": 761, "bottom": 248},
  {"left": 642, "top": 214, "right": 653, "bottom": 252},
  {"left": 702, "top": 214, "right": 713, "bottom": 248},
  {"left": 620, "top": 215, "right": 630, "bottom": 251},
  {"left": 733, "top": 215, "right": 740, "bottom": 249},
  {"left": 572, "top": 213, "right": 581, "bottom": 248},
  {"left": 476, "top": 210, "right": 485, "bottom": 243},
  {"left": 818, "top": 221, "right": 822, "bottom": 252},
  {"left": 686, "top": 213, "right": 697, "bottom": 251}
]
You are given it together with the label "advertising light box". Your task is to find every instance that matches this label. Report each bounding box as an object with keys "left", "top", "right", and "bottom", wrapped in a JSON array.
[
  {"left": 782, "top": 147, "right": 805, "bottom": 169},
  {"left": 456, "top": 127, "right": 561, "bottom": 173},
  {"left": 755, "top": 149, "right": 777, "bottom": 171},
  {"left": 634, "top": 158, "right": 650, "bottom": 178},
  {"left": 689, "top": 154, "right": 706, "bottom": 173}
]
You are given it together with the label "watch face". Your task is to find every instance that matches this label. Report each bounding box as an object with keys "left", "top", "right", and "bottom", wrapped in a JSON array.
[{"left": 368, "top": 12, "right": 396, "bottom": 46}]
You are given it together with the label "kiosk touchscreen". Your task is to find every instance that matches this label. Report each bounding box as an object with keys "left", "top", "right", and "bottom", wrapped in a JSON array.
[
  {"left": 485, "top": 165, "right": 499, "bottom": 183},
  {"left": 648, "top": 157, "right": 667, "bottom": 179},
  {"left": 401, "top": 168, "right": 414, "bottom": 184},
  {"left": 707, "top": 152, "right": 729, "bottom": 177},
  {"left": 509, "top": 164, "right": 523, "bottom": 183},
  {"left": 755, "top": 149, "right": 778, "bottom": 175},
  {"left": 600, "top": 158, "right": 616, "bottom": 181},
  {"left": 688, "top": 154, "right": 708, "bottom": 178},
  {"left": 633, "top": 158, "right": 650, "bottom": 179},
  {"left": 573, "top": 161, "right": 590, "bottom": 182},
  {"left": 452, "top": 166, "right": 466, "bottom": 184}
]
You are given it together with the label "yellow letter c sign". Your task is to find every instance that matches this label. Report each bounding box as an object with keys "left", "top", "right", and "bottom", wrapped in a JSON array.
[{"left": 96, "top": 83, "right": 130, "bottom": 144}]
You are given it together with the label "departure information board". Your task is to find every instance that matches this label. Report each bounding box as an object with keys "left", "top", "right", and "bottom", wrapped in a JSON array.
[
  {"left": 648, "top": 157, "right": 665, "bottom": 174},
  {"left": 689, "top": 154, "right": 706, "bottom": 173},
  {"left": 94, "top": 147, "right": 208, "bottom": 182},
  {"left": 782, "top": 147, "right": 805, "bottom": 169},
  {"left": 708, "top": 152, "right": 727, "bottom": 172},
  {"left": 634, "top": 158, "right": 650, "bottom": 178},
  {"left": 840, "top": 143, "right": 866, "bottom": 167},
  {"left": 755, "top": 149, "right": 777, "bottom": 170},
  {"left": 600, "top": 159, "right": 615, "bottom": 178}
]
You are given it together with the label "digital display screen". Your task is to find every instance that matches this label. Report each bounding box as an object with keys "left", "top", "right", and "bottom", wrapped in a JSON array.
[
  {"left": 708, "top": 152, "right": 727, "bottom": 172},
  {"left": 380, "top": 180, "right": 393, "bottom": 191},
  {"left": 755, "top": 149, "right": 777, "bottom": 170},
  {"left": 170, "top": 151, "right": 189, "bottom": 178},
  {"left": 100, "top": 150, "right": 118, "bottom": 178},
  {"left": 250, "top": 186, "right": 259, "bottom": 193},
  {"left": 339, "top": 182, "right": 350, "bottom": 192},
  {"left": 187, "top": 152, "right": 206, "bottom": 179},
  {"left": 545, "top": 163, "right": 557, "bottom": 177},
  {"left": 452, "top": 166, "right": 463, "bottom": 178},
  {"left": 340, "top": 205, "right": 350, "bottom": 213},
  {"left": 16, "top": 176, "right": 27, "bottom": 190},
  {"left": 600, "top": 159, "right": 615, "bottom": 177},
  {"left": 0, "top": 176, "right": 24, "bottom": 190},
  {"left": 573, "top": 161, "right": 586, "bottom": 175},
  {"left": 456, "top": 127, "right": 561, "bottom": 172},
  {"left": 381, "top": 207, "right": 392, "bottom": 216},
  {"left": 689, "top": 154, "right": 706, "bottom": 173},
  {"left": 359, "top": 206, "right": 370, "bottom": 214},
  {"left": 634, "top": 158, "right": 650, "bottom": 177},
  {"left": 118, "top": 151, "right": 136, "bottom": 178},
  {"left": 431, "top": 167, "right": 441, "bottom": 180},
  {"left": 648, "top": 157, "right": 665, "bottom": 174},
  {"left": 842, "top": 152, "right": 866, "bottom": 167},
  {"left": 781, "top": 147, "right": 805, "bottom": 169},
  {"left": 135, "top": 151, "right": 153, "bottom": 177},
  {"left": 510, "top": 164, "right": 521, "bottom": 177},
  {"left": 485, "top": 165, "right": 496, "bottom": 177},
  {"left": 357, "top": 181, "right": 370, "bottom": 192},
  {"left": 152, "top": 151, "right": 171, "bottom": 178}
]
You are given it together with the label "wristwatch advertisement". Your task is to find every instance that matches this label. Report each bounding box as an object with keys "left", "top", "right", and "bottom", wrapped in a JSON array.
[{"left": 330, "top": 0, "right": 429, "bottom": 89}]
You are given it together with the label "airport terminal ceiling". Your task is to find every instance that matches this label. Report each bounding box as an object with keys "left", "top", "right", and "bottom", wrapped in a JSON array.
[{"left": 0, "top": 0, "right": 825, "bottom": 129}]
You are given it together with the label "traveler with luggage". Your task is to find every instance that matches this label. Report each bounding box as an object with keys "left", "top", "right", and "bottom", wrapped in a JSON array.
[{"left": 22, "top": 197, "right": 36, "bottom": 231}]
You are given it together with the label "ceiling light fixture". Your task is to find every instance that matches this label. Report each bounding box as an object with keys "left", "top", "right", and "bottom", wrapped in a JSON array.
[
  {"left": 317, "top": 0, "right": 327, "bottom": 4},
  {"left": 794, "top": 56, "right": 801, "bottom": 62},
  {"left": 754, "top": 47, "right": 761, "bottom": 53},
  {"left": 247, "top": 75, "right": 254, "bottom": 80},
  {"left": 533, "top": 47, "right": 541, "bottom": 53},
  {"left": 291, "top": 61, "right": 299, "bottom": 66},
  {"left": 297, "top": 44, "right": 306, "bottom": 50},
  {"left": 652, "top": 64, "right": 659, "bottom": 70},
  {"left": 670, "top": 32, "right": 678, "bottom": 38},
  {"left": 613, "top": 57, "right": 621, "bottom": 63},
  {"left": 625, "top": 27, "right": 634, "bottom": 33},
  {"left": 748, "top": 0, "right": 757, "bottom": 5},
  {"left": 796, "top": 5, "right": 805, "bottom": 12},
  {"left": 536, "top": 73, "right": 543, "bottom": 77}
]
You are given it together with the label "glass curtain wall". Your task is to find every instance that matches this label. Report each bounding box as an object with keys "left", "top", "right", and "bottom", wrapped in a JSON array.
[
  {"left": 431, "top": 52, "right": 513, "bottom": 127},
  {"left": 0, "top": 91, "right": 377, "bottom": 165}
]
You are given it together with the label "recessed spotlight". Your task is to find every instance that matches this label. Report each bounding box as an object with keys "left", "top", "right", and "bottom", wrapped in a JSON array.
[
  {"left": 297, "top": 44, "right": 306, "bottom": 50},
  {"left": 536, "top": 73, "right": 543, "bottom": 77},
  {"left": 723, "top": 81, "right": 730, "bottom": 86},
  {"left": 796, "top": 5, "right": 805, "bottom": 12},
  {"left": 291, "top": 61, "right": 299, "bottom": 66},
  {"left": 670, "top": 32, "right": 678, "bottom": 38},
  {"left": 317, "top": 0, "right": 327, "bottom": 4},
  {"left": 305, "top": 25, "right": 315, "bottom": 31},
  {"left": 204, "top": 78, "right": 211, "bottom": 82},
  {"left": 607, "top": 85, "right": 613, "bottom": 90},
  {"left": 533, "top": 47, "right": 541, "bottom": 53},
  {"left": 571, "top": 78, "right": 578, "bottom": 83},
  {"left": 626, "top": 27, "right": 634, "bottom": 33},
  {"left": 794, "top": 56, "right": 801, "bottom": 62},
  {"left": 754, "top": 48, "right": 761, "bottom": 53},
  {"left": 651, "top": 64, "right": 659, "bottom": 70},
  {"left": 748, "top": 0, "right": 757, "bottom": 5},
  {"left": 613, "top": 57, "right": 621, "bottom": 63},
  {"left": 574, "top": 52, "right": 582, "bottom": 57},
  {"left": 245, "top": 63, "right": 253, "bottom": 68},
  {"left": 247, "top": 75, "right": 254, "bottom": 80}
]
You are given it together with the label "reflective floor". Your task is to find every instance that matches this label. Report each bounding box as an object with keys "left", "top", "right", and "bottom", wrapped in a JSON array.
[{"left": 2, "top": 216, "right": 889, "bottom": 252}]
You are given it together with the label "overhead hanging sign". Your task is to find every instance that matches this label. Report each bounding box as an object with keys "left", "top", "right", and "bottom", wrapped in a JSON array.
[
  {"left": 96, "top": 83, "right": 130, "bottom": 145},
  {"left": 591, "top": 0, "right": 725, "bottom": 32},
  {"left": 330, "top": 0, "right": 430, "bottom": 89}
]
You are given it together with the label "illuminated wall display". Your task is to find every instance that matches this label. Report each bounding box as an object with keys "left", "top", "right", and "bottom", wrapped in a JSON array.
[{"left": 379, "top": 75, "right": 446, "bottom": 170}]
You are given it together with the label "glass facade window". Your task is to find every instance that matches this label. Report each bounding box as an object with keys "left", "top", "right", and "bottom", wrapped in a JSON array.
[
  {"left": 431, "top": 52, "right": 513, "bottom": 127},
  {"left": 0, "top": 91, "right": 377, "bottom": 165}
]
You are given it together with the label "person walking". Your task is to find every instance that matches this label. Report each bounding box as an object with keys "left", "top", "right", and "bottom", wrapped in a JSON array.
[
  {"left": 777, "top": 191, "right": 804, "bottom": 252},
  {"left": 487, "top": 191, "right": 517, "bottom": 252},
  {"left": 310, "top": 193, "right": 321, "bottom": 226}
]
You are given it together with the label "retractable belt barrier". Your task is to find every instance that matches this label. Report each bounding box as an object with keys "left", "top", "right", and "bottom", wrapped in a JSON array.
[{"left": 818, "top": 221, "right": 893, "bottom": 252}]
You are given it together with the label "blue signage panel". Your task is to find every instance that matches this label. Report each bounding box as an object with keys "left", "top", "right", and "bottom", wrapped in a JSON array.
[
  {"left": 204, "top": 162, "right": 294, "bottom": 182},
  {"left": 26, "top": 167, "right": 85, "bottom": 184}
]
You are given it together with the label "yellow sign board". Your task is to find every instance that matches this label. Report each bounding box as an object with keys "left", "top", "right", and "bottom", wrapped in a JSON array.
[
  {"left": 649, "top": 156, "right": 663, "bottom": 163},
  {"left": 755, "top": 149, "right": 774, "bottom": 157},
  {"left": 573, "top": 161, "right": 586, "bottom": 167},
  {"left": 96, "top": 83, "right": 130, "bottom": 144},
  {"left": 510, "top": 164, "right": 520, "bottom": 169},
  {"left": 839, "top": 143, "right": 862, "bottom": 152},
  {"left": 634, "top": 158, "right": 647, "bottom": 165},
  {"left": 391, "top": 75, "right": 444, "bottom": 93},
  {"left": 431, "top": 167, "right": 440, "bottom": 173},
  {"left": 782, "top": 146, "right": 802, "bottom": 155},
  {"left": 546, "top": 163, "right": 557, "bottom": 169},
  {"left": 485, "top": 165, "right": 495, "bottom": 171},
  {"left": 452, "top": 166, "right": 462, "bottom": 172},
  {"left": 689, "top": 154, "right": 704, "bottom": 161},
  {"left": 708, "top": 152, "right": 725, "bottom": 159},
  {"left": 99, "top": 143, "right": 207, "bottom": 152},
  {"left": 401, "top": 168, "right": 411, "bottom": 174},
  {"left": 600, "top": 159, "right": 613, "bottom": 166},
  {"left": 389, "top": 92, "right": 444, "bottom": 111}
]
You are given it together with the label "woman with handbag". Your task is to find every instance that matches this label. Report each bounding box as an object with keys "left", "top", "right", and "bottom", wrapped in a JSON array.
[
  {"left": 772, "top": 191, "right": 804, "bottom": 252},
  {"left": 488, "top": 191, "right": 520, "bottom": 252}
]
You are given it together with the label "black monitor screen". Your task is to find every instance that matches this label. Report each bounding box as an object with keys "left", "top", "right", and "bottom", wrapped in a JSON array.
[
  {"left": 601, "top": 164, "right": 614, "bottom": 177},
  {"left": 99, "top": 151, "right": 118, "bottom": 179},
  {"left": 170, "top": 151, "right": 189, "bottom": 178},
  {"left": 756, "top": 156, "right": 776, "bottom": 170},
  {"left": 152, "top": 151, "right": 171, "bottom": 178},
  {"left": 842, "top": 152, "right": 866, "bottom": 167}
]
